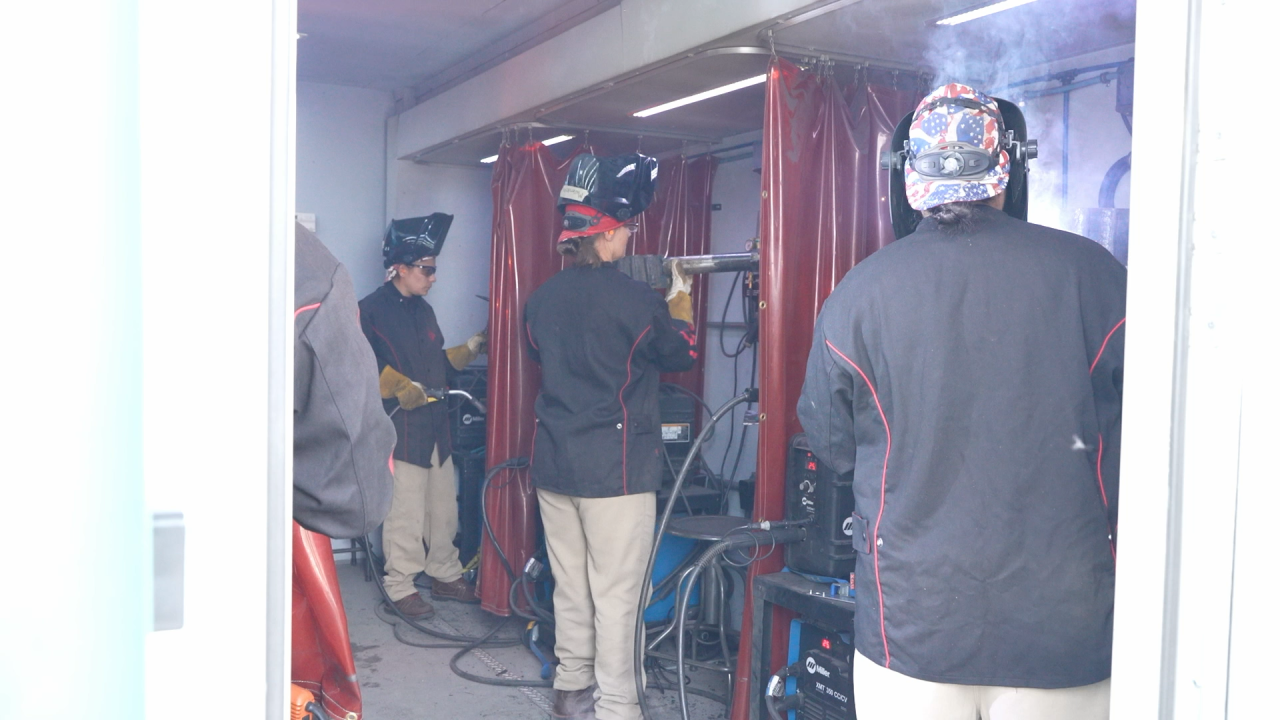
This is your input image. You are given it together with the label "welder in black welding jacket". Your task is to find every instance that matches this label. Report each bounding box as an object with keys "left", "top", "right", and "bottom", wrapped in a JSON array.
[
  {"left": 524, "top": 153, "right": 697, "bottom": 720},
  {"left": 359, "top": 213, "right": 488, "bottom": 620},
  {"left": 798, "top": 84, "right": 1126, "bottom": 720}
]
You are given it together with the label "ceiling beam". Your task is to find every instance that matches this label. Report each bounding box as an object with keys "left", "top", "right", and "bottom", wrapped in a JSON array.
[
  {"left": 411, "top": 0, "right": 623, "bottom": 105},
  {"left": 392, "top": 0, "right": 844, "bottom": 161}
]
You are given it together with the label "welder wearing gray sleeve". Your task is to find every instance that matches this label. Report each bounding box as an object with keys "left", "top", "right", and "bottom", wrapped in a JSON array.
[
  {"left": 797, "top": 84, "right": 1125, "bottom": 720},
  {"left": 524, "top": 153, "right": 697, "bottom": 720},
  {"left": 294, "top": 222, "right": 396, "bottom": 538}
]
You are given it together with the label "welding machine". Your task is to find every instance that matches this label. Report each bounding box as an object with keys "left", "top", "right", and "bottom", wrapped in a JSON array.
[
  {"left": 784, "top": 434, "right": 855, "bottom": 581},
  {"left": 784, "top": 619, "right": 855, "bottom": 720}
]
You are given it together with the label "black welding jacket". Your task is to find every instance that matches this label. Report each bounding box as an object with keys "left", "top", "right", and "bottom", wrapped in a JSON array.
[
  {"left": 797, "top": 205, "right": 1126, "bottom": 688},
  {"left": 359, "top": 282, "right": 454, "bottom": 467},
  {"left": 524, "top": 263, "right": 698, "bottom": 498}
]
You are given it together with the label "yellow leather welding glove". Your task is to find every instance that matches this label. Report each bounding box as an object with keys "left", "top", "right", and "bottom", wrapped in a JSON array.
[
  {"left": 667, "top": 291, "right": 693, "bottom": 323},
  {"left": 446, "top": 330, "right": 488, "bottom": 370},
  {"left": 666, "top": 262, "right": 694, "bottom": 323},
  {"left": 379, "top": 366, "right": 428, "bottom": 410}
]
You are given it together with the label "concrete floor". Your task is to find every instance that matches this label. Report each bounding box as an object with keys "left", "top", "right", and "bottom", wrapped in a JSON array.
[{"left": 337, "top": 560, "right": 731, "bottom": 720}]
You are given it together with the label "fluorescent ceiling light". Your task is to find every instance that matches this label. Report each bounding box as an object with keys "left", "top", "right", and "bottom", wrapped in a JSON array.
[
  {"left": 936, "top": 0, "right": 1039, "bottom": 26},
  {"left": 480, "top": 134, "right": 575, "bottom": 163},
  {"left": 633, "top": 75, "right": 767, "bottom": 118}
]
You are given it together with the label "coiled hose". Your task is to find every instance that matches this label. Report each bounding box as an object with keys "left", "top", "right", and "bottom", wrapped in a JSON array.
[
  {"left": 634, "top": 388, "right": 757, "bottom": 720},
  {"left": 368, "top": 457, "right": 554, "bottom": 688},
  {"left": 671, "top": 528, "right": 806, "bottom": 720}
]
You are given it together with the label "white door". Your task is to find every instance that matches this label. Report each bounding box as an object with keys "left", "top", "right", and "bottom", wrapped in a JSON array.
[{"left": 138, "top": 0, "right": 296, "bottom": 718}]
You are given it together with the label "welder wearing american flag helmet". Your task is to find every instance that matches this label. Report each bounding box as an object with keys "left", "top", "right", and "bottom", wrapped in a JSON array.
[{"left": 905, "top": 83, "right": 1012, "bottom": 212}]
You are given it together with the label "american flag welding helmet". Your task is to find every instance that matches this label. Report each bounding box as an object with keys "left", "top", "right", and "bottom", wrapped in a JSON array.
[{"left": 905, "top": 83, "right": 1011, "bottom": 212}]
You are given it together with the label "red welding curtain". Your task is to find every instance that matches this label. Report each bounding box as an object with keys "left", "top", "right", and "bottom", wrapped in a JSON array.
[
  {"left": 630, "top": 154, "right": 718, "bottom": 397},
  {"left": 292, "top": 522, "right": 361, "bottom": 719},
  {"left": 480, "top": 141, "right": 577, "bottom": 614},
  {"left": 729, "top": 57, "right": 924, "bottom": 719}
]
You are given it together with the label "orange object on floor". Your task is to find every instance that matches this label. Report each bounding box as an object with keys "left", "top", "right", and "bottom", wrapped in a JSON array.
[
  {"left": 290, "top": 684, "right": 318, "bottom": 720},
  {"left": 292, "top": 521, "right": 362, "bottom": 720}
]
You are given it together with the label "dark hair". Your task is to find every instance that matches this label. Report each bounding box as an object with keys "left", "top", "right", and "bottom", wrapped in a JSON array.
[
  {"left": 928, "top": 199, "right": 992, "bottom": 233},
  {"left": 557, "top": 233, "right": 604, "bottom": 267}
]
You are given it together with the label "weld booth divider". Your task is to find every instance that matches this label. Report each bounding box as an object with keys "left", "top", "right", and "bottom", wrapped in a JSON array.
[
  {"left": 480, "top": 141, "right": 577, "bottom": 615},
  {"left": 729, "top": 57, "right": 923, "bottom": 719},
  {"left": 481, "top": 144, "right": 720, "bottom": 614}
]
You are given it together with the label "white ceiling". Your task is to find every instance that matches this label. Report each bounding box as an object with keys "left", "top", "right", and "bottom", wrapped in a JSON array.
[{"left": 297, "top": 0, "right": 618, "bottom": 97}]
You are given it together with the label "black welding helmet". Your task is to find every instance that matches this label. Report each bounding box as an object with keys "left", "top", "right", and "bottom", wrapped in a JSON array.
[
  {"left": 558, "top": 153, "right": 658, "bottom": 241},
  {"left": 382, "top": 212, "right": 454, "bottom": 267},
  {"left": 883, "top": 95, "right": 1037, "bottom": 239}
]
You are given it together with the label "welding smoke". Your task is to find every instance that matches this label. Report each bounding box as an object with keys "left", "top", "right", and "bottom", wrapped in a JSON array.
[{"left": 914, "top": 0, "right": 1137, "bottom": 231}]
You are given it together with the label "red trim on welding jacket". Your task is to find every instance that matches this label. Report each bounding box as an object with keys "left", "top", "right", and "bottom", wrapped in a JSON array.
[
  {"left": 1097, "top": 433, "right": 1116, "bottom": 561},
  {"left": 372, "top": 326, "right": 408, "bottom": 451},
  {"left": 294, "top": 302, "right": 321, "bottom": 318},
  {"left": 388, "top": 453, "right": 395, "bottom": 475},
  {"left": 1090, "top": 318, "right": 1126, "bottom": 375},
  {"left": 618, "top": 326, "right": 652, "bottom": 495},
  {"left": 825, "top": 338, "right": 893, "bottom": 668},
  {"left": 526, "top": 322, "right": 539, "bottom": 350}
]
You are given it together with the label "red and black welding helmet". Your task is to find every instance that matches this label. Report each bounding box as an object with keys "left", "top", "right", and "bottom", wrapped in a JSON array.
[
  {"left": 557, "top": 153, "right": 658, "bottom": 242},
  {"left": 382, "top": 212, "right": 453, "bottom": 267}
]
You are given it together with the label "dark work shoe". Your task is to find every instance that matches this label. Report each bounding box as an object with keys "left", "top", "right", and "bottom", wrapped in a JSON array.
[
  {"left": 550, "top": 685, "right": 597, "bottom": 719},
  {"left": 432, "top": 576, "right": 480, "bottom": 604},
  {"left": 391, "top": 593, "right": 435, "bottom": 620}
]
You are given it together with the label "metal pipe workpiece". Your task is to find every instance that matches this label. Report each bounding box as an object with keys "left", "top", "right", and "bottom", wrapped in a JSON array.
[{"left": 665, "top": 250, "right": 759, "bottom": 275}]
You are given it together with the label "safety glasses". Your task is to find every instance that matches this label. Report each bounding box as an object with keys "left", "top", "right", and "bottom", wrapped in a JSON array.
[{"left": 409, "top": 263, "right": 438, "bottom": 277}]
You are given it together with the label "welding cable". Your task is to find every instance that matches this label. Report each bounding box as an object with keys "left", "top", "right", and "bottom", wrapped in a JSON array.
[
  {"left": 519, "top": 570, "right": 555, "bottom": 624},
  {"left": 763, "top": 659, "right": 808, "bottom": 720},
  {"left": 480, "top": 458, "right": 531, "bottom": 583},
  {"left": 661, "top": 382, "right": 718, "bottom": 427},
  {"left": 365, "top": 546, "right": 522, "bottom": 647},
  {"left": 367, "top": 460, "right": 533, "bottom": 645},
  {"left": 479, "top": 458, "right": 554, "bottom": 623},
  {"left": 634, "top": 388, "right": 758, "bottom": 720},
  {"left": 716, "top": 271, "right": 745, "bottom": 357},
  {"left": 672, "top": 528, "right": 807, "bottom": 720},
  {"left": 447, "top": 615, "right": 554, "bottom": 688},
  {"left": 765, "top": 685, "right": 803, "bottom": 720}
]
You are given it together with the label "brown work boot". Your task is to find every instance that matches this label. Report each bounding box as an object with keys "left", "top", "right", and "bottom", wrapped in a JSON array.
[
  {"left": 549, "top": 685, "right": 597, "bottom": 719},
  {"left": 391, "top": 592, "right": 435, "bottom": 620},
  {"left": 431, "top": 576, "right": 480, "bottom": 604}
]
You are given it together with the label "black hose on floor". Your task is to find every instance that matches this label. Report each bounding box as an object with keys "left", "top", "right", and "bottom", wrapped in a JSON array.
[
  {"left": 365, "top": 458, "right": 556, "bottom": 688},
  {"left": 365, "top": 544, "right": 519, "bottom": 646},
  {"left": 634, "top": 388, "right": 757, "bottom": 720}
]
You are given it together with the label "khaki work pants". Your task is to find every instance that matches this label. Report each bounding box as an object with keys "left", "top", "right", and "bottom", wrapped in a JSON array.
[
  {"left": 537, "top": 488, "right": 656, "bottom": 720},
  {"left": 382, "top": 451, "right": 464, "bottom": 601},
  {"left": 854, "top": 650, "right": 1111, "bottom": 720}
]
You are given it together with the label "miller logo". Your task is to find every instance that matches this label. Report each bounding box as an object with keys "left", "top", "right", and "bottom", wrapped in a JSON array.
[
  {"left": 842, "top": 516, "right": 855, "bottom": 537},
  {"left": 805, "top": 656, "right": 831, "bottom": 678}
]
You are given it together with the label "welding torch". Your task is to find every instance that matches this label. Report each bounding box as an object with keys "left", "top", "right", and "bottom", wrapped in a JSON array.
[{"left": 389, "top": 387, "right": 486, "bottom": 417}]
